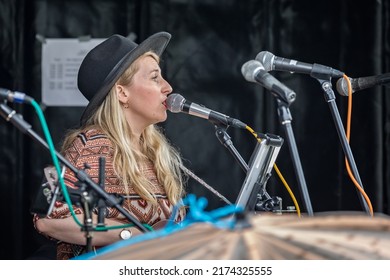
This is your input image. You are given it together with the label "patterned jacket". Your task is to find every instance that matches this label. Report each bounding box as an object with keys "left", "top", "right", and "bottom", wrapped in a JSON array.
[{"left": 34, "top": 128, "right": 185, "bottom": 259}]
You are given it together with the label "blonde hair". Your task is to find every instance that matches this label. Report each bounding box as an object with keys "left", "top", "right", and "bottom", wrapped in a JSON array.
[{"left": 62, "top": 52, "right": 185, "bottom": 205}]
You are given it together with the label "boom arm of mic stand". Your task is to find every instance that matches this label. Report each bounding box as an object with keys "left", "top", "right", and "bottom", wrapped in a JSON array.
[
  {"left": 0, "top": 102, "right": 149, "bottom": 232},
  {"left": 215, "top": 126, "right": 249, "bottom": 173},
  {"left": 317, "top": 79, "right": 371, "bottom": 215}
]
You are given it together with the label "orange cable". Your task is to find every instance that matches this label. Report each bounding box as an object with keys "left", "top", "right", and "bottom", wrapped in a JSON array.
[{"left": 343, "top": 74, "right": 374, "bottom": 216}]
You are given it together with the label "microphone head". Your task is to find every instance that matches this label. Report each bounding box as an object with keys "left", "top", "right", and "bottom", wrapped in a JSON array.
[
  {"left": 166, "top": 93, "right": 185, "bottom": 113},
  {"left": 241, "top": 60, "right": 264, "bottom": 83},
  {"left": 255, "top": 51, "right": 275, "bottom": 72},
  {"left": 336, "top": 77, "right": 351, "bottom": 96}
]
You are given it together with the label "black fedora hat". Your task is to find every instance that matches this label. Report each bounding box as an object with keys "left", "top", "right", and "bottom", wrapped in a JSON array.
[{"left": 78, "top": 31, "right": 171, "bottom": 126}]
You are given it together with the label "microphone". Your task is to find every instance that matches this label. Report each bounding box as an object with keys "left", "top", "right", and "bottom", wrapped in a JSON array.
[
  {"left": 241, "top": 59, "right": 296, "bottom": 104},
  {"left": 336, "top": 73, "right": 390, "bottom": 96},
  {"left": 0, "top": 88, "right": 33, "bottom": 104},
  {"left": 166, "top": 93, "right": 247, "bottom": 129},
  {"left": 256, "top": 51, "right": 344, "bottom": 79}
]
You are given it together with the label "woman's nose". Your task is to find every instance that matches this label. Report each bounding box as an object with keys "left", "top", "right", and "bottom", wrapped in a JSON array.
[{"left": 162, "top": 78, "right": 173, "bottom": 95}]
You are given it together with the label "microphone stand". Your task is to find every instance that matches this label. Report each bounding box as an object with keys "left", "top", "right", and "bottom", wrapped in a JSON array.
[
  {"left": 275, "top": 98, "right": 314, "bottom": 216},
  {"left": 0, "top": 103, "right": 149, "bottom": 242},
  {"left": 97, "top": 157, "right": 108, "bottom": 227},
  {"left": 315, "top": 77, "right": 371, "bottom": 215}
]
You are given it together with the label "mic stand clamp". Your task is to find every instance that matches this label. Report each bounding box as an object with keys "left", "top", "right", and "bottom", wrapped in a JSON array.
[{"left": 255, "top": 195, "right": 282, "bottom": 213}]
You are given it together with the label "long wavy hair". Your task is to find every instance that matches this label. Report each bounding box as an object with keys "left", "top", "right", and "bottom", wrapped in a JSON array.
[{"left": 62, "top": 51, "right": 185, "bottom": 206}]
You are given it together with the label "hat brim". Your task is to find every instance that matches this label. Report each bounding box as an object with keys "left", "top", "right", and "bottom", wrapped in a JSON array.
[{"left": 80, "top": 32, "right": 171, "bottom": 126}]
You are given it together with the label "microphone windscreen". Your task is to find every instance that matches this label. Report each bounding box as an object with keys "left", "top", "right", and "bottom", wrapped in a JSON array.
[
  {"left": 255, "top": 51, "right": 274, "bottom": 72},
  {"left": 336, "top": 78, "right": 350, "bottom": 96},
  {"left": 166, "top": 93, "right": 185, "bottom": 113},
  {"left": 241, "top": 60, "right": 264, "bottom": 82}
]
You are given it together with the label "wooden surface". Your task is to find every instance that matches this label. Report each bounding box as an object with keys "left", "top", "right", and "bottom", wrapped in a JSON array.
[{"left": 92, "top": 212, "right": 390, "bottom": 260}]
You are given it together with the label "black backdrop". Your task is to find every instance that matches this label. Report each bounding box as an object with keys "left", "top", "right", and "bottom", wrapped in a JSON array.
[{"left": 0, "top": 0, "right": 389, "bottom": 259}]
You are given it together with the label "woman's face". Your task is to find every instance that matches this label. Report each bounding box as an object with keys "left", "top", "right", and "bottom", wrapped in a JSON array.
[{"left": 122, "top": 55, "right": 172, "bottom": 130}]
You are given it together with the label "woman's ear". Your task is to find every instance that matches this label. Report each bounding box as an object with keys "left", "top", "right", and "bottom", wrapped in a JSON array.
[{"left": 116, "top": 84, "right": 129, "bottom": 103}]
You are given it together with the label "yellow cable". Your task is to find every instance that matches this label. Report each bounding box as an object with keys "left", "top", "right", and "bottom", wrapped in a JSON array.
[
  {"left": 272, "top": 163, "right": 301, "bottom": 217},
  {"left": 343, "top": 74, "right": 374, "bottom": 216},
  {"left": 245, "top": 125, "right": 301, "bottom": 217}
]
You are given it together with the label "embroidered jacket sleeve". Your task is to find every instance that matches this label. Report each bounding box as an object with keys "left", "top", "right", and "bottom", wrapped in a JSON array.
[{"left": 47, "top": 129, "right": 115, "bottom": 220}]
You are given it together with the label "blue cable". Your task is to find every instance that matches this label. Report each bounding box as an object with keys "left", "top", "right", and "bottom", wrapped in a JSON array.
[{"left": 73, "top": 194, "right": 243, "bottom": 260}]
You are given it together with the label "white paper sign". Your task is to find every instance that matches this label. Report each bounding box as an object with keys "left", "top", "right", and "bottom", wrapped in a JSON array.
[{"left": 41, "top": 38, "right": 105, "bottom": 106}]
